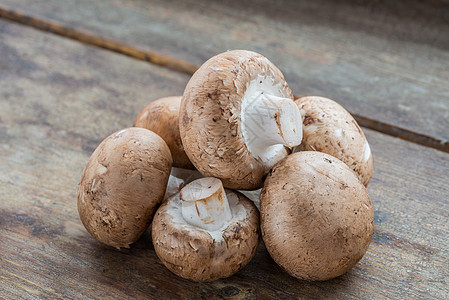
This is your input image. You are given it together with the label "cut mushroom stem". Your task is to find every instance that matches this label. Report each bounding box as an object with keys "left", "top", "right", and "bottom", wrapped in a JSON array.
[
  {"left": 180, "top": 177, "right": 232, "bottom": 231},
  {"left": 241, "top": 92, "right": 303, "bottom": 161}
]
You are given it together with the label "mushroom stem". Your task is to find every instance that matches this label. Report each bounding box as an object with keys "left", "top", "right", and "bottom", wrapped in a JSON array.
[
  {"left": 180, "top": 177, "right": 232, "bottom": 231},
  {"left": 241, "top": 92, "right": 302, "bottom": 159}
]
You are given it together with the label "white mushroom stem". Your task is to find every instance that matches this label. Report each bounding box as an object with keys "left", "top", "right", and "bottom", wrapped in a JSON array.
[
  {"left": 180, "top": 177, "right": 232, "bottom": 231},
  {"left": 242, "top": 93, "right": 302, "bottom": 148},
  {"left": 241, "top": 89, "right": 303, "bottom": 166}
]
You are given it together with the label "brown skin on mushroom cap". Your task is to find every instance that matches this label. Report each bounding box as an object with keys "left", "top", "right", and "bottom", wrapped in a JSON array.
[
  {"left": 180, "top": 50, "right": 302, "bottom": 190},
  {"left": 261, "top": 151, "right": 374, "bottom": 281},
  {"left": 134, "top": 96, "right": 195, "bottom": 169},
  {"left": 152, "top": 178, "right": 260, "bottom": 282},
  {"left": 77, "top": 127, "right": 172, "bottom": 249},
  {"left": 295, "top": 96, "right": 373, "bottom": 186}
]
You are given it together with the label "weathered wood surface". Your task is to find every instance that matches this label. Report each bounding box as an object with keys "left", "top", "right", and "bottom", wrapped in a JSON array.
[
  {"left": 0, "top": 20, "right": 448, "bottom": 299},
  {"left": 0, "top": 21, "right": 449, "bottom": 299},
  {"left": 0, "top": 0, "right": 448, "bottom": 152}
]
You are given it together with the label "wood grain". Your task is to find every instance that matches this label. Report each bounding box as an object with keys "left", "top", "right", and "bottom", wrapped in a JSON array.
[
  {"left": 0, "top": 19, "right": 448, "bottom": 299},
  {"left": 0, "top": 0, "right": 448, "bottom": 153},
  {"left": 0, "top": 7, "right": 198, "bottom": 76}
]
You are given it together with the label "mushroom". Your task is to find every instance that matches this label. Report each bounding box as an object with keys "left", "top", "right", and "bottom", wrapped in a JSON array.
[
  {"left": 77, "top": 127, "right": 172, "bottom": 249},
  {"left": 152, "top": 177, "right": 260, "bottom": 282},
  {"left": 179, "top": 50, "right": 303, "bottom": 190},
  {"left": 260, "top": 151, "right": 374, "bottom": 281},
  {"left": 295, "top": 96, "right": 373, "bottom": 186},
  {"left": 134, "top": 96, "right": 195, "bottom": 169}
]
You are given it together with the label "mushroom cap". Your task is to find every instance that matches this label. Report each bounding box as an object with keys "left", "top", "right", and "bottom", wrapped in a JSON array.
[
  {"left": 295, "top": 96, "right": 373, "bottom": 186},
  {"left": 77, "top": 127, "right": 172, "bottom": 249},
  {"left": 134, "top": 96, "right": 195, "bottom": 169},
  {"left": 152, "top": 189, "right": 260, "bottom": 282},
  {"left": 260, "top": 151, "right": 374, "bottom": 281},
  {"left": 179, "top": 50, "right": 293, "bottom": 190}
]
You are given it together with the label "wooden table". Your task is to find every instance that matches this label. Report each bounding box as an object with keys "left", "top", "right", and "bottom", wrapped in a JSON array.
[{"left": 0, "top": 0, "right": 448, "bottom": 298}]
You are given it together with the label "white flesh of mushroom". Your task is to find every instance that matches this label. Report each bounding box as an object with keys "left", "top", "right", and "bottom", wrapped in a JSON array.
[
  {"left": 164, "top": 167, "right": 204, "bottom": 200},
  {"left": 180, "top": 177, "right": 233, "bottom": 231},
  {"left": 240, "top": 74, "right": 302, "bottom": 169},
  {"left": 165, "top": 178, "right": 247, "bottom": 242},
  {"left": 238, "top": 188, "right": 261, "bottom": 210},
  {"left": 363, "top": 141, "right": 371, "bottom": 162}
]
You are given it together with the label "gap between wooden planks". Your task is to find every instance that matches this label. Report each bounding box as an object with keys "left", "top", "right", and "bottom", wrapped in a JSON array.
[{"left": 0, "top": 6, "right": 448, "bottom": 154}]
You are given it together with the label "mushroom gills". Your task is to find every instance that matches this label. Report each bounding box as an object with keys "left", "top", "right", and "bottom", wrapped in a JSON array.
[
  {"left": 180, "top": 177, "right": 232, "bottom": 231},
  {"left": 240, "top": 75, "right": 302, "bottom": 167}
]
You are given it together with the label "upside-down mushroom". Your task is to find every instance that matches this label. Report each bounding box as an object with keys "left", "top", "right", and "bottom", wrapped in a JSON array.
[{"left": 152, "top": 177, "right": 260, "bottom": 281}]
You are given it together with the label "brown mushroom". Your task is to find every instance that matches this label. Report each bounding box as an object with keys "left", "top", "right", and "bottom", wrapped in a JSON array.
[
  {"left": 295, "top": 96, "right": 373, "bottom": 186},
  {"left": 77, "top": 127, "right": 172, "bottom": 249},
  {"left": 152, "top": 177, "right": 260, "bottom": 282},
  {"left": 134, "top": 96, "right": 195, "bottom": 169},
  {"left": 260, "top": 151, "right": 374, "bottom": 281},
  {"left": 179, "top": 50, "right": 303, "bottom": 190}
]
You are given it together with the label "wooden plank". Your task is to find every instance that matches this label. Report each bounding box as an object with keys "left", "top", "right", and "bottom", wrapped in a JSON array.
[
  {"left": 0, "top": 7, "right": 197, "bottom": 76},
  {"left": 0, "top": 0, "right": 448, "bottom": 153},
  {"left": 0, "top": 19, "right": 448, "bottom": 299}
]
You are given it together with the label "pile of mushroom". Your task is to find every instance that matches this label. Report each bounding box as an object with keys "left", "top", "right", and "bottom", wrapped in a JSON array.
[
  {"left": 77, "top": 49, "right": 374, "bottom": 282},
  {"left": 152, "top": 177, "right": 259, "bottom": 281}
]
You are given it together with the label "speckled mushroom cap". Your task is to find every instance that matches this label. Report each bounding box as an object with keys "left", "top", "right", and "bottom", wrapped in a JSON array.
[
  {"left": 295, "top": 96, "right": 373, "bottom": 186},
  {"left": 260, "top": 151, "right": 374, "bottom": 281},
  {"left": 179, "top": 50, "right": 296, "bottom": 190},
  {"left": 152, "top": 189, "right": 260, "bottom": 282},
  {"left": 77, "top": 127, "right": 172, "bottom": 249},
  {"left": 134, "top": 96, "right": 195, "bottom": 169}
]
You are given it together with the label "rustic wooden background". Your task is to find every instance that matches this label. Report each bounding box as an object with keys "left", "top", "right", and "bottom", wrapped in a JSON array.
[{"left": 0, "top": 0, "right": 448, "bottom": 299}]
